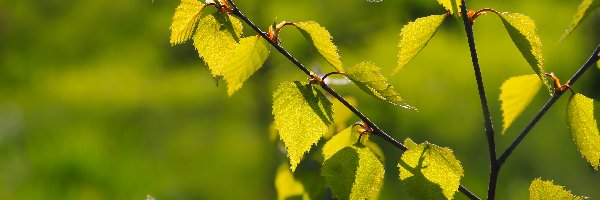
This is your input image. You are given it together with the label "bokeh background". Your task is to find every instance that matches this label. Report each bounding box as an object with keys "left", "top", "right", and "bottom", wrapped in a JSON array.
[{"left": 1, "top": 0, "right": 599, "bottom": 199}]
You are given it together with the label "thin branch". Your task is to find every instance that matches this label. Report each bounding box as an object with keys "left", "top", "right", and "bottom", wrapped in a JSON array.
[
  {"left": 226, "top": 0, "right": 480, "bottom": 199},
  {"left": 498, "top": 44, "right": 600, "bottom": 165},
  {"left": 459, "top": 1, "right": 499, "bottom": 199}
]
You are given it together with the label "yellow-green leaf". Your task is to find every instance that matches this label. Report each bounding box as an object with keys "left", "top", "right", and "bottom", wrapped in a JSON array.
[
  {"left": 294, "top": 21, "right": 343, "bottom": 72},
  {"left": 193, "top": 12, "right": 243, "bottom": 77},
  {"left": 323, "top": 126, "right": 383, "bottom": 161},
  {"left": 322, "top": 145, "right": 384, "bottom": 200},
  {"left": 567, "top": 93, "right": 600, "bottom": 170},
  {"left": 330, "top": 96, "right": 357, "bottom": 133},
  {"left": 436, "top": 0, "right": 461, "bottom": 15},
  {"left": 395, "top": 14, "right": 447, "bottom": 73},
  {"left": 347, "top": 62, "right": 415, "bottom": 109},
  {"left": 500, "top": 74, "right": 542, "bottom": 134},
  {"left": 170, "top": 0, "right": 205, "bottom": 45},
  {"left": 561, "top": 0, "right": 600, "bottom": 41},
  {"left": 273, "top": 81, "right": 334, "bottom": 171},
  {"left": 529, "top": 178, "right": 584, "bottom": 200},
  {"left": 498, "top": 12, "right": 550, "bottom": 92},
  {"left": 222, "top": 35, "right": 270, "bottom": 96},
  {"left": 398, "top": 138, "right": 464, "bottom": 200},
  {"left": 275, "top": 164, "right": 309, "bottom": 200}
]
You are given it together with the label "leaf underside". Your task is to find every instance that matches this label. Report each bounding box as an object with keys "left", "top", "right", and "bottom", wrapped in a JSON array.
[
  {"left": 499, "top": 74, "right": 542, "bottom": 134},
  {"left": 395, "top": 14, "right": 447, "bottom": 73},
  {"left": 170, "top": 0, "right": 204, "bottom": 45},
  {"left": 273, "top": 81, "right": 333, "bottom": 171},
  {"left": 498, "top": 12, "right": 550, "bottom": 93},
  {"left": 322, "top": 145, "right": 384, "bottom": 200},
  {"left": 346, "top": 62, "right": 415, "bottom": 109},
  {"left": 567, "top": 93, "right": 600, "bottom": 170},
  {"left": 222, "top": 35, "right": 270, "bottom": 96},
  {"left": 529, "top": 178, "right": 584, "bottom": 200},
  {"left": 194, "top": 12, "right": 243, "bottom": 77},
  {"left": 398, "top": 139, "right": 464, "bottom": 200},
  {"left": 294, "top": 21, "right": 344, "bottom": 72},
  {"left": 561, "top": 0, "right": 600, "bottom": 41}
]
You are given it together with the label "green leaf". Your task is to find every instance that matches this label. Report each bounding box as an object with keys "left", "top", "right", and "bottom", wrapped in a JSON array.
[
  {"left": 529, "top": 178, "right": 584, "bottom": 200},
  {"left": 398, "top": 138, "right": 464, "bottom": 200},
  {"left": 436, "top": 0, "right": 461, "bottom": 15},
  {"left": 561, "top": 0, "right": 600, "bottom": 41},
  {"left": 331, "top": 96, "right": 357, "bottom": 133},
  {"left": 294, "top": 21, "right": 343, "bottom": 72},
  {"left": 346, "top": 61, "right": 415, "bottom": 109},
  {"left": 193, "top": 12, "right": 243, "bottom": 77},
  {"left": 322, "top": 145, "right": 384, "bottom": 200},
  {"left": 170, "top": 0, "right": 204, "bottom": 45},
  {"left": 499, "top": 74, "right": 542, "bottom": 134},
  {"left": 273, "top": 81, "right": 334, "bottom": 171},
  {"left": 323, "top": 126, "right": 383, "bottom": 161},
  {"left": 222, "top": 35, "right": 270, "bottom": 96},
  {"left": 275, "top": 164, "right": 309, "bottom": 200},
  {"left": 567, "top": 93, "right": 600, "bottom": 170},
  {"left": 498, "top": 12, "right": 550, "bottom": 92},
  {"left": 395, "top": 14, "right": 447, "bottom": 73}
]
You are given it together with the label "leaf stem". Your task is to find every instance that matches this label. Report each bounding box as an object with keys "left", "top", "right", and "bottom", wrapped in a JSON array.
[
  {"left": 497, "top": 44, "right": 600, "bottom": 165},
  {"left": 460, "top": 1, "right": 499, "bottom": 199},
  {"left": 226, "top": 0, "right": 481, "bottom": 199}
]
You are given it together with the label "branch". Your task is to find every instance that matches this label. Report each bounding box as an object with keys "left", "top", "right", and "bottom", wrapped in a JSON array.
[
  {"left": 225, "top": 0, "right": 480, "bottom": 199},
  {"left": 459, "top": 0, "right": 499, "bottom": 199},
  {"left": 498, "top": 44, "right": 600, "bottom": 165}
]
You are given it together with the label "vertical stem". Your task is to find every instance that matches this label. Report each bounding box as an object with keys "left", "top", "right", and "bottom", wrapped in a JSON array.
[{"left": 459, "top": 1, "right": 499, "bottom": 199}]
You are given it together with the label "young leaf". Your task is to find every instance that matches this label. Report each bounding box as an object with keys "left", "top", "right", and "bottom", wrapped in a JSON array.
[
  {"left": 194, "top": 12, "right": 243, "bottom": 77},
  {"left": 222, "top": 35, "right": 270, "bottom": 96},
  {"left": 275, "top": 164, "right": 309, "bottom": 200},
  {"left": 498, "top": 12, "right": 550, "bottom": 92},
  {"left": 331, "top": 96, "right": 357, "bottom": 132},
  {"left": 436, "top": 0, "right": 461, "bottom": 15},
  {"left": 561, "top": 0, "right": 600, "bottom": 41},
  {"left": 567, "top": 93, "right": 600, "bottom": 170},
  {"left": 395, "top": 14, "right": 447, "bottom": 73},
  {"left": 170, "top": 0, "right": 205, "bottom": 45},
  {"left": 322, "top": 145, "right": 384, "bottom": 200},
  {"left": 529, "top": 178, "right": 584, "bottom": 200},
  {"left": 499, "top": 74, "right": 542, "bottom": 134},
  {"left": 294, "top": 21, "right": 343, "bottom": 72},
  {"left": 346, "top": 61, "right": 415, "bottom": 109},
  {"left": 273, "top": 81, "right": 334, "bottom": 171},
  {"left": 398, "top": 138, "right": 464, "bottom": 200},
  {"left": 322, "top": 126, "right": 384, "bottom": 161}
]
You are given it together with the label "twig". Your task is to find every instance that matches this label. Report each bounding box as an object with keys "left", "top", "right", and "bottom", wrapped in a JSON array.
[
  {"left": 459, "top": 1, "right": 498, "bottom": 199},
  {"left": 497, "top": 44, "right": 600, "bottom": 165},
  {"left": 225, "top": 0, "right": 481, "bottom": 199}
]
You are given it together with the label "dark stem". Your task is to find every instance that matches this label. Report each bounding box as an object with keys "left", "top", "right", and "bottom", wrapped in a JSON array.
[
  {"left": 460, "top": 1, "right": 498, "bottom": 199},
  {"left": 226, "top": 0, "right": 480, "bottom": 199},
  {"left": 498, "top": 44, "right": 600, "bottom": 165}
]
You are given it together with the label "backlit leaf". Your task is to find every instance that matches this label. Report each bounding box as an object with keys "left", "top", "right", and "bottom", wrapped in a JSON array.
[
  {"left": 273, "top": 81, "right": 333, "bottom": 171},
  {"left": 275, "top": 164, "right": 309, "bottom": 200},
  {"left": 436, "top": 0, "right": 461, "bottom": 15},
  {"left": 561, "top": 0, "right": 600, "bottom": 41},
  {"left": 395, "top": 14, "right": 446, "bottom": 73},
  {"left": 346, "top": 62, "right": 415, "bottom": 109},
  {"left": 294, "top": 21, "right": 343, "bottom": 72},
  {"left": 498, "top": 12, "right": 550, "bottom": 92},
  {"left": 193, "top": 12, "right": 243, "bottom": 77},
  {"left": 567, "top": 93, "right": 600, "bottom": 170},
  {"left": 322, "top": 145, "right": 384, "bottom": 200},
  {"left": 398, "top": 138, "right": 464, "bottom": 200},
  {"left": 222, "top": 35, "right": 270, "bottom": 96},
  {"left": 499, "top": 74, "right": 542, "bottom": 134},
  {"left": 323, "top": 126, "right": 383, "bottom": 161},
  {"left": 331, "top": 97, "right": 357, "bottom": 132},
  {"left": 529, "top": 178, "right": 584, "bottom": 200},
  {"left": 170, "top": 0, "right": 205, "bottom": 45}
]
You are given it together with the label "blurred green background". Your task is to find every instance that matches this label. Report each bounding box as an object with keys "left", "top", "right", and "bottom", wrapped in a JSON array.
[{"left": 1, "top": 0, "right": 599, "bottom": 199}]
